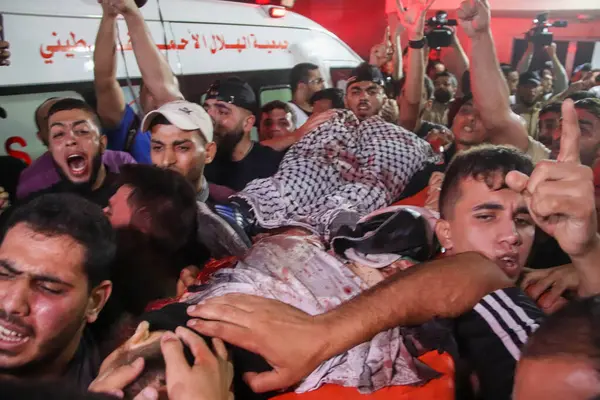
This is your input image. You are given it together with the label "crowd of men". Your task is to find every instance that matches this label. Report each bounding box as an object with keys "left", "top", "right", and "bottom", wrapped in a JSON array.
[{"left": 1, "top": 0, "right": 600, "bottom": 398}]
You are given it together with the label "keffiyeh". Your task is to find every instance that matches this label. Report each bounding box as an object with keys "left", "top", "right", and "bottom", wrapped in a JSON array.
[{"left": 235, "top": 110, "right": 441, "bottom": 239}]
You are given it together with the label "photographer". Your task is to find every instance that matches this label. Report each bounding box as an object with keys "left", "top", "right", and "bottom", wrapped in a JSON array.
[{"left": 517, "top": 41, "right": 568, "bottom": 100}]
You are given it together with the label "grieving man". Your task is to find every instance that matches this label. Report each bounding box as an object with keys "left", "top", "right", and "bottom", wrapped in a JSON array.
[{"left": 0, "top": 194, "right": 114, "bottom": 389}]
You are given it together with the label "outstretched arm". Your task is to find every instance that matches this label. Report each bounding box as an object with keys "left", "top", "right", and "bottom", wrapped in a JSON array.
[
  {"left": 94, "top": 3, "right": 126, "bottom": 128},
  {"left": 103, "top": 0, "right": 183, "bottom": 107},
  {"left": 458, "top": 0, "right": 529, "bottom": 151},
  {"left": 396, "top": 0, "right": 435, "bottom": 131},
  {"left": 186, "top": 252, "right": 512, "bottom": 393}
]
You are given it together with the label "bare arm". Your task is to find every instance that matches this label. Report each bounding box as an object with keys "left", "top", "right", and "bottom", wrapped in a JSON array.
[
  {"left": 262, "top": 111, "right": 336, "bottom": 151},
  {"left": 396, "top": 0, "right": 434, "bottom": 131},
  {"left": 448, "top": 34, "right": 470, "bottom": 98},
  {"left": 187, "top": 252, "right": 512, "bottom": 392},
  {"left": 516, "top": 42, "right": 534, "bottom": 74},
  {"left": 94, "top": 7, "right": 126, "bottom": 128},
  {"left": 459, "top": 0, "right": 529, "bottom": 151},
  {"left": 114, "top": 0, "right": 182, "bottom": 106},
  {"left": 393, "top": 26, "right": 404, "bottom": 81},
  {"left": 547, "top": 44, "right": 568, "bottom": 94}
]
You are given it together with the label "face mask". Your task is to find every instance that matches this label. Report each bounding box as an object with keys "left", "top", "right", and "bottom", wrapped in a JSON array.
[{"left": 433, "top": 89, "right": 452, "bottom": 104}]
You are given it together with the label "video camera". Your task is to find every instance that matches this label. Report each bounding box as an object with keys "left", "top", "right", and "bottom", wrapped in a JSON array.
[
  {"left": 425, "top": 11, "right": 457, "bottom": 48},
  {"left": 135, "top": 0, "right": 147, "bottom": 7},
  {"left": 527, "top": 12, "right": 567, "bottom": 47}
]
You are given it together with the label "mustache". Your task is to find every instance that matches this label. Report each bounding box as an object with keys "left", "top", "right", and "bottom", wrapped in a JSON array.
[
  {"left": 358, "top": 100, "right": 370, "bottom": 106},
  {"left": 0, "top": 309, "right": 34, "bottom": 337}
]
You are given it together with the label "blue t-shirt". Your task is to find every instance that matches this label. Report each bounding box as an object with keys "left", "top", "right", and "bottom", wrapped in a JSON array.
[{"left": 104, "top": 104, "right": 152, "bottom": 164}]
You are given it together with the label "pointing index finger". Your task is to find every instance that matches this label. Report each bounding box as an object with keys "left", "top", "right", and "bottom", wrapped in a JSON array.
[{"left": 557, "top": 99, "right": 581, "bottom": 164}]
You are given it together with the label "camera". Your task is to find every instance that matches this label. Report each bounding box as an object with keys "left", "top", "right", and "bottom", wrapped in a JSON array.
[
  {"left": 426, "top": 11, "right": 457, "bottom": 48},
  {"left": 135, "top": 0, "right": 148, "bottom": 8},
  {"left": 527, "top": 12, "right": 567, "bottom": 47}
]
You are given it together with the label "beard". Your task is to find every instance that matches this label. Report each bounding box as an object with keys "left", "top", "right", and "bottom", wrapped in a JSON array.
[
  {"left": 433, "top": 89, "right": 452, "bottom": 104},
  {"left": 55, "top": 152, "right": 104, "bottom": 194},
  {"left": 214, "top": 125, "right": 244, "bottom": 162}
]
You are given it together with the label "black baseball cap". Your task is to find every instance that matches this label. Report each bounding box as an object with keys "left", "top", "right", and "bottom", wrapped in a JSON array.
[
  {"left": 347, "top": 62, "right": 385, "bottom": 88},
  {"left": 205, "top": 77, "right": 257, "bottom": 113},
  {"left": 519, "top": 71, "right": 542, "bottom": 86}
]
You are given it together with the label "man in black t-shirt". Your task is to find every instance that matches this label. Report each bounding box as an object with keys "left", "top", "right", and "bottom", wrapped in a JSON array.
[{"left": 203, "top": 78, "right": 285, "bottom": 192}]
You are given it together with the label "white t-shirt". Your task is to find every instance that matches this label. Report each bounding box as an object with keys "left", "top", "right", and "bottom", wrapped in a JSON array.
[{"left": 288, "top": 101, "right": 310, "bottom": 128}]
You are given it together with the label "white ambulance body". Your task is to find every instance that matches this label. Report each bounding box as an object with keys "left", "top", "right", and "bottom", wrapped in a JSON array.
[{"left": 0, "top": 0, "right": 362, "bottom": 161}]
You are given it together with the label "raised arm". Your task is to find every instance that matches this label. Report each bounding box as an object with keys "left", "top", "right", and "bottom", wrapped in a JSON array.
[
  {"left": 448, "top": 33, "right": 470, "bottom": 97},
  {"left": 396, "top": 0, "right": 435, "bottom": 132},
  {"left": 104, "top": 0, "right": 183, "bottom": 106},
  {"left": 546, "top": 43, "right": 568, "bottom": 94},
  {"left": 94, "top": 3, "right": 126, "bottom": 128},
  {"left": 516, "top": 42, "right": 534, "bottom": 74},
  {"left": 458, "top": 0, "right": 529, "bottom": 151},
  {"left": 186, "top": 252, "right": 512, "bottom": 393}
]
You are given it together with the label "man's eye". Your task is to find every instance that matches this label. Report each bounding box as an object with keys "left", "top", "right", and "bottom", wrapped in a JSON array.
[
  {"left": 475, "top": 214, "right": 494, "bottom": 222},
  {"left": 152, "top": 146, "right": 163, "bottom": 152},
  {"left": 515, "top": 217, "right": 533, "bottom": 226},
  {"left": 52, "top": 132, "right": 64, "bottom": 139},
  {"left": 177, "top": 146, "right": 190, "bottom": 152},
  {"left": 38, "top": 283, "right": 63, "bottom": 295}
]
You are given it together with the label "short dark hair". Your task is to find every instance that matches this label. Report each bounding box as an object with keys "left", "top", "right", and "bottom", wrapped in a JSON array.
[
  {"left": 539, "top": 101, "right": 563, "bottom": 118},
  {"left": 522, "top": 296, "right": 600, "bottom": 373},
  {"left": 500, "top": 63, "right": 516, "bottom": 77},
  {"left": 439, "top": 145, "right": 534, "bottom": 219},
  {"left": 46, "top": 98, "right": 101, "bottom": 130},
  {"left": 310, "top": 88, "right": 345, "bottom": 109},
  {"left": 261, "top": 100, "right": 296, "bottom": 126},
  {"left": 4, "top": 194, "right": 116, "bottom": 288},
  {"left": 118, "top": 164, "right": 197, "bottom": 253},
  {"left": 434, "top": 71, "right": 458, "bottom": 87},
  {"left": 290, "top": 63, "right": 319, "bottom": 93},
  {"left": 574, "top": 98, "right": 600, "bottom": 120},
  {"left": 34, "top": 97, "right": 60, "bottom": 131}
]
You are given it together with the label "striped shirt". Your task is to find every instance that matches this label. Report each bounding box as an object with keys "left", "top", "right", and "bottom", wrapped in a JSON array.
[{"left": 454, "top": 287, "right": 544, "bottom": 400}]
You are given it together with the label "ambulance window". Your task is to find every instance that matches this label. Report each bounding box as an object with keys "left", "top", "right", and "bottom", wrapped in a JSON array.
[
  {"left": 330, "top": 68, "right": 353, "bottom": 91},
  {"left": 259, "top": 85, "right": 292, "bottom": 107}
]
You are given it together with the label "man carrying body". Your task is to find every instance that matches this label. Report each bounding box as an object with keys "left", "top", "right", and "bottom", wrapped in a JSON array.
[
  {"left": 187, "top": 97, "right": 600, "bottom": 398},
  {"left": 288, "top": 63, "right": 325, "bottom": 127},
  {"left": 0, "top": 194, "right": 114, "bottom": 389}
]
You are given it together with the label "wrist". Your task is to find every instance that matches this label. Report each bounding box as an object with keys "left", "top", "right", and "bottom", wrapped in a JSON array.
[
  {"left": 122, "top": 8, "right": 143, "bottom": 21},
  {"left": 570, "top": 235, "right": 600, "bottom": 266},
  {"left": 469, "top": 28, "right": 492, "bottom": 42},
  {"left": 312, "top": 314, "right": 337, "bottom": 360}
]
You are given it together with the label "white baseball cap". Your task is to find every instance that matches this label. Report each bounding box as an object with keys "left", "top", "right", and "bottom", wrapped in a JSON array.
[{"left": 142, "top": 100, "right": 213, "bottom": 143}]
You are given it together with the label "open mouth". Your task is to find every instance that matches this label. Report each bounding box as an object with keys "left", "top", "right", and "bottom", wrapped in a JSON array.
[
  {"left": 496, "top": 255, "right": 520, "bottom": 278},
  {"left": 0, "top": 322, "right": 31, "bottom": 348},
  {"left": 66, "top": 153, "right": 88, "bottom": 177}
]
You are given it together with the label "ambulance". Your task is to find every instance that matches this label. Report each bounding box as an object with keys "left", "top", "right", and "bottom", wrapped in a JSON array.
[{"left": 0, "top": 0, "right": 362, "bottom": 162}]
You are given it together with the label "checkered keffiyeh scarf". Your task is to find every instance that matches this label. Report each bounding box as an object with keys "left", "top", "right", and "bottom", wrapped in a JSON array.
[{"left": 235, "top": 110, "right": 441, "bottom": 238}]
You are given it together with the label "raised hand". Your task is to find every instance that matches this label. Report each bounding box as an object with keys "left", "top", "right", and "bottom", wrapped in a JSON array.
[
  {"left": 396, "top": 0, "right": 436, "bottom": 40},
  {"left": 506, "top": 100, "right": 598, "bottom": 258},
  {"left": 186, "top": 294, "right": 329, "bottom": 393},
  {"left": 98, "top": 0, "right": 139, "bottom": 16},
  {"left": 521, "top": 264, "right": 577, "bottom": 314},
  {"left": 457, "top": 0, "right": 491, "bottom": 38},
  {"left": 545, "top": 42, "right": 557, "bottom": 59}
]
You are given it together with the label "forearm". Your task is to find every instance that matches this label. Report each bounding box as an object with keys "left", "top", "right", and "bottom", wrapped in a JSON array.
[
  {"left": 398, "top": 35, "right": 425, "bottom": 131},
  {"left": 123, "top": 9, "right": 182, "bottom": 105},
  {"left": 316, "top": 252, "right": 512, "bottom": 359},
  {"left": 516, "top": 48, "right": 533, "bottom": 74},
  {"left": 471, "top": 30, "right": 529, "bottom": 150},
  {"left": 571, "top": 236, "right": 600, "bottom": 297},
  {"left": 94, "top": 14, "right": 125, "bottom": 127},
  {"left": 552, "top": 55, "right": 569, "bottom": 93},
  {"left": 450, "top": 37, "right": 470, "bottom": 97},
  {"left": 261, "top": 131, "right": 302, "bottom": 151},
  {"left": 393, "top": 28, "right": 404, "bottom": 81}
]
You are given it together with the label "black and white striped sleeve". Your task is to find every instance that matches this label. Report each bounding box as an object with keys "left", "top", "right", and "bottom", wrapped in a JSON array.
[{"left": 453, "top": 287, "right": 545, "bottom": 400}]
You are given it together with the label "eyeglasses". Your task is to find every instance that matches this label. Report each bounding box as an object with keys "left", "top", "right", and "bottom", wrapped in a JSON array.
[{"left": 307, "top": 78, "right": 325, "bottom": 85}]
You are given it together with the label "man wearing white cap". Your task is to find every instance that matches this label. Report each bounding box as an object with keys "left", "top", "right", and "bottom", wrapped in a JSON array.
[{"left": 141, "top": 100, "right": 251, "bottom": 261}]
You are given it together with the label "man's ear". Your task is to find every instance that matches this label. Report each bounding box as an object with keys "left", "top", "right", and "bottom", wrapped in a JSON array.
[
  {"left": 205, "top": 141, "right": 217, "bottom": 165},
  {"left": 435, "top": 219, "right": 454, "bottom": 252},
  {"left": 86, "top": 280, "right": 112, "bottom": 324},
  {"left": 131, "top": 206, "right": 152, "bottom": 235},
  {"left": 99, "top": 134, "right": 108, "bottom": 154},
  {"left": 243, "top": 114, "right": 256, "bottom": 134}
]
